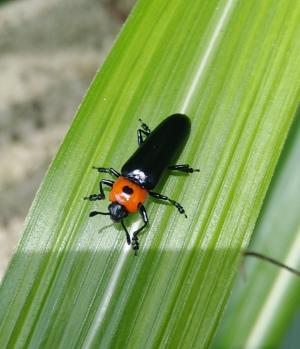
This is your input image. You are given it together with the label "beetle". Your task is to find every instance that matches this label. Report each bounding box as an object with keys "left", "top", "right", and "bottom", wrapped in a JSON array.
[{"left": 84, "top": 113, "right": 199, "bottom": 254}]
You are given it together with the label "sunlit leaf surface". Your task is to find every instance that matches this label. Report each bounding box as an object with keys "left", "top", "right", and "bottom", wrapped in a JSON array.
[{"left": 0, "top": 0, "right": 299, "bottom": 348}]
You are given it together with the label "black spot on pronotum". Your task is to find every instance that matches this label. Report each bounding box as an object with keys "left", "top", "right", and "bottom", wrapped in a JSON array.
[{"left": 123, "top": 186, "right": 133, "bottom": 194}]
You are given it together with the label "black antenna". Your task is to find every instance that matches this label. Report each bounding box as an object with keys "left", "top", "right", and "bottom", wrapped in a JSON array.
[
  {"left": 244, "top": 251, "right": 300, "bottom": 277},
  {"left": 121, "top": 220, "right": 131, "bottom": 245},
  {"left": 89, "top": 211, "right": 110, "bottom": 217}
]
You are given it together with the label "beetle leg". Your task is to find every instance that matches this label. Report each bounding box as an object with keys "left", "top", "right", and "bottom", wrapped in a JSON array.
[
  {"left": 168, "top": 164, "right": 200, "bottom": 173},
  {"left": 92, "top": 167, "right": 120, "bottom": 178},
  {"left": 149, "top": 191, "right": 187, "bottom": 218},
  {"left": 137, "top": 119, "right": 151, "bottom": 145},
  {"left": 137, "top": 130, "right": 150, "bottom": 145},
  {"left": 84, "top": 179, "right": 114, "bottom": 201},
  {"left": 139, "top": 118, "right": 151, "bottom": 133},
  {"left": 131, "top": 205, "right": 149, "bottom": 255}
]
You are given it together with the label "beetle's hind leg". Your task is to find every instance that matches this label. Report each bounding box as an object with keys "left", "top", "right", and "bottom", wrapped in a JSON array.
[
  {"left": 131, "top": 205, "right": 149, "bottom": 255},
  {"left": 84, "top": 179, "right": 114, "bottom": 201},
  {"left": 149, "top": 191, "right": 187, "bottom": 218},
  {"left": 139, "top": 119, "right": 151, "bottom": 133},
  {"left": 137, "top": 119, "right": 151, "bottom": 145},
  {"left": 168, "top": 164, "right": 200, "bottom": 173}
]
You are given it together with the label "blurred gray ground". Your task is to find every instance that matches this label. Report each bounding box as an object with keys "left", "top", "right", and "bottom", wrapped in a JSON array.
[{"left": 0, "top": 0, "right": 134, "bottom": 279}]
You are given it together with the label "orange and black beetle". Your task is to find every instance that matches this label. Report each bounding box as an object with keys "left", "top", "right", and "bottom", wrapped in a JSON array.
[{"left": 84, "top": 114, "right": 199, "bottom": 254}]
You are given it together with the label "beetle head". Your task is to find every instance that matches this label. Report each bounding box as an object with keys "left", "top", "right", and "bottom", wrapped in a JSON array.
[{"left": 108, "top": 202, "right": 128, "bottom": 222}]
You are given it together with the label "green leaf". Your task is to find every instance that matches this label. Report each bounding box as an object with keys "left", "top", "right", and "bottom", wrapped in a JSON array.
[
  {"left": 0, "top": 0, "right": 299, "bottom": 348},
  {"left": 213, "top": 115, "right": 300, "bottom": 348}
]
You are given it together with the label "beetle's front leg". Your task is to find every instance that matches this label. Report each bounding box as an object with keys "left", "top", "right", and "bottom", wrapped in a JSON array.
[
  {"left": 131, "top": 205, "right": 149, "bottom": 255},
  {"left": 149, "top": 191, "right": 187, "bottom": 218},
  {"left": 84, "top": 179, "right": 114, "bottom": 201}
]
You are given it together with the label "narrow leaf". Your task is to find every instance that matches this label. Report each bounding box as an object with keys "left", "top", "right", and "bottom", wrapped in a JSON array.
[
  {"left": 214, "top": 115, "right": 300, "bottom": 348},
  {"left": 0, "top": 1, "right": 299, "bottom": 348}
]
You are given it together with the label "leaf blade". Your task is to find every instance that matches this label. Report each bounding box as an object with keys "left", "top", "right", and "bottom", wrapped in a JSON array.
[{"left": 0, "top": 0, "right": 299, "bottom": 348}]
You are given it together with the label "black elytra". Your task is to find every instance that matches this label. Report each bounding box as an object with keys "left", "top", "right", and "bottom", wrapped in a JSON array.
[{"left": 122, "top": 114, "right": 192, "bottom": 189}]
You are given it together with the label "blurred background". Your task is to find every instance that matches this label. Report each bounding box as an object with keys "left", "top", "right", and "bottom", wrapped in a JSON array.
[{"left": 0, "top": 0, "right": 135, "bottom": 280}]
